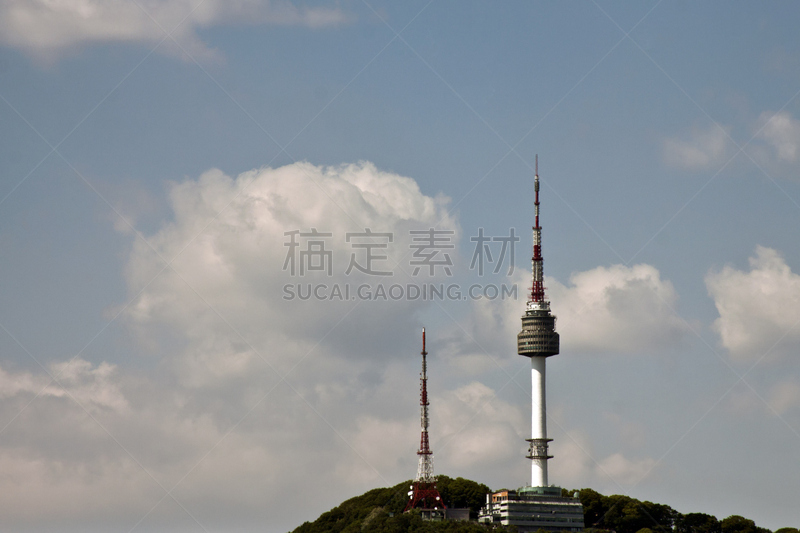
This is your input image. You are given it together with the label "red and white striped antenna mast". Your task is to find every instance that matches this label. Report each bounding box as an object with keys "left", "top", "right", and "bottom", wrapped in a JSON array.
[
  {"left": 530, "top": 154, "right": 546, "bottom": 304},
  {"left": 404, "top": 328, "right": 445, "bottom": 512}
]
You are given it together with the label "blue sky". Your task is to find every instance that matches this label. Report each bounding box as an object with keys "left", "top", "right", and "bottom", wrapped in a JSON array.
[{"left": 1, "top": 1, "right": 800, "bottom": 532}]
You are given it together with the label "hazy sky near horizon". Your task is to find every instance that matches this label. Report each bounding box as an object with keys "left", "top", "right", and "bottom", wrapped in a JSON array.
[{"left": 1, "top": 1, "right": 800, "bottom": 532}]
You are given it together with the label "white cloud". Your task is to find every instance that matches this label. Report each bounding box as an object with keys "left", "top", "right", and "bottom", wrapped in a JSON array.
[
  {"left": 342, "top": 379, "right": 530, "bottom": 489},
  {"left": 706, "top": 246, "right": 800, "bottom": 362},
  {"left": 755, "top": 111, "right": 800, "bottom": 163},
  {"left": 435, "top": 381, "right": 525, "bottom": 470},
  {"left": 595, "top": 452, "right": 656, "bottom": 486},
  {"left": 124, "top": 161, "right": 457, "bottom": 379},
  {"left": 0, "top": 0, "right": 348, "bottom": 62},
  {"left": 0, "top": 161, "right": 465, "bottom": 530},
  {"left": 548, "top": 263, "right": 689, "bottom": 353},
  {"left": 726, "top": 382, "right": 762, "bottom": 416},
  {"left": 0, "top": 358, "right": 127, "bottom": 412},
  {"left": 768, "top": 379, "right": 800, "bottom": 415},
  {"left": 548, "top": 430, "right": 657, "bottom": 489},
  {"left": 437, "top": 269, "right": 528, "bottom": 374},
  {"left": 664, "top": 112, "right": 800, "bottom": 178},
  {"left": 663, "top": 124, "right": 731, "bottom": 170},
  {"left": 548, "top": 430, "right": 593, "bottom": 485},
  {"left": 726, "top": 379, "right": 800, "bottom": 418},
  {"left": 344, "top": 414, "right": 417, "bottom": 484},
  {"left": 602, "top": 411, "right": 647, "bottom": 449},
  {"left": 441, "top": 262, "right": 687, "bottom": 368}
]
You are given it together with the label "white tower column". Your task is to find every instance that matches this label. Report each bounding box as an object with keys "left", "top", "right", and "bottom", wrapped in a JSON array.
[{"left": 530, "top": 356, "right": 549, "bottom": 487}]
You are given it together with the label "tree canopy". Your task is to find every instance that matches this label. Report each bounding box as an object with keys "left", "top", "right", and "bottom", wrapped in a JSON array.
[
  {"left": 290, "top": 477, "right": 501, "bottom": 533},
  {"left": 290, "top": 478, "right": 786, "bottom": 533},
  {"left": 576, "top": 488, "right": 677, "bottom": 533}
]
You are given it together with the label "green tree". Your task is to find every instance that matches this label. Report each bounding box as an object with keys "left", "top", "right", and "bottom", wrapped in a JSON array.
[
  {"left": 577, "top": 489, "right": 676, "bottom": 533},
  {"left": 721, "top": 515, "right": 771, "bottom": 533},
  {"left": 436, "top": 475, "right": 492, "bottom": 518},
  {"left": 677, "top": 513, "right": 722, "bottom": 533},
  {"left": 578, "top": 488, "right": 610, "bottom": 528}
]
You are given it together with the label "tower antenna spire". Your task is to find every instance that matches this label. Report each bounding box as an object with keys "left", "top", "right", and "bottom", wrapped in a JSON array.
[
  {"left": 529, "top": 154, "right": 546, "bottom": 304},
  {"left": 404, "top": 328, "right": 445, "bottom": 514}
]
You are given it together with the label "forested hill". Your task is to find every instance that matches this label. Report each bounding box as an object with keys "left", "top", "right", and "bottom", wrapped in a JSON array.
[
  {"left": 289, "top": 476, "right": 795, "bottom": 533},
  {"left": 290, "top": 476, "right": 493, "bottom": 533}
]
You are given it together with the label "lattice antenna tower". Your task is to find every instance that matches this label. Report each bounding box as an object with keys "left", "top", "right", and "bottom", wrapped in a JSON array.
[{"left": 404, "top": 328, "right": 445, "bottom": 512}]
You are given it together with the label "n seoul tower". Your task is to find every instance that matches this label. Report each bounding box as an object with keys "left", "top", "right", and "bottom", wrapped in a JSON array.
[
  {"left": 478, "top": 158, "right": 584, "bottom": 531},
  {"left": 517, "top": 155, "right": 560, "bottom": 488}
]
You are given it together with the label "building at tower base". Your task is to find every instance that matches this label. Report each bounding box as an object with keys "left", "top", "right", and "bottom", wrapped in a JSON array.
[{"left": 478, "top": 487, "right": 584, "bottom": 532}]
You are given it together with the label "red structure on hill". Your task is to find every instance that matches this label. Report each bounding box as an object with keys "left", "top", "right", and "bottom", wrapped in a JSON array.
[{"left": 403, "top": 328, "right": 445, "bottom": 514}]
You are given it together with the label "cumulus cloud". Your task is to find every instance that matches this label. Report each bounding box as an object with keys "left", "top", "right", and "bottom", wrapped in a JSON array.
[
  {"left": 747, "top": 110, "right": 800, "bottom": 179},
  {"left": 124, "top": 161, "right": 457, "bottom": 377},
  {"left": 767, "top": 379, "right": 800, "bottom": 415},
  {"left": 548, "top": 263, "right": 689, "bottom": 353},
  {"left": 0, "top": 161, "right": 468, "bottom": 530},
  {"left": 0, "top": 358, "right": 127, "bottom": 412},
  {"left": 603, "top": 411, "right": 647, "bottom": 449},
  {"left": 437, "top": 269, "right": 527, "bottom": 374},
  {"left": 663, "top": 124, "right": 731, "bottom": 170},
  {"left": 549, "top": 429, "right": 594, "bottom": 485},
  {"left": 726, "top": 378, "right": 800, "bottom": 419},
  {"left": 435, "top": 382, "right": 525, "bottom": 470},
  {"left": 706, "top": 246, "right": 800, "bottom": 362},
  {"left": 595, "top": 452, "right": 656, "bottom": 486},
  {"left": 0, "top": 0, "right": 348, "bottom": 62},
  {"left": 755, "top": 111, "right": 800, "bottom": 163},
  {"left": 441, "top": 261, "right": 687, "bottom": 369},
  {"left": 549, "top": 429, "right": 657, "bottom": 489}
]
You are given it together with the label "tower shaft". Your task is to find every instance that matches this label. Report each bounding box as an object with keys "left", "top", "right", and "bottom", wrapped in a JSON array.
[{"left": 528, "top": 357, "right": 552, "bottom": 487}]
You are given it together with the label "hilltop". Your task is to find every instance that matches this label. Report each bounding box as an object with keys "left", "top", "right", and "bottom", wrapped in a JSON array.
[{"left": 289, "top": 477, "right": 795, "bottom": 533}]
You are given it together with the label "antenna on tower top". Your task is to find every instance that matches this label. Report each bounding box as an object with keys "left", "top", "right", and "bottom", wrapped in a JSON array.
[{"left": 529, "top": 155, "right": 546, "bottom": 305}]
